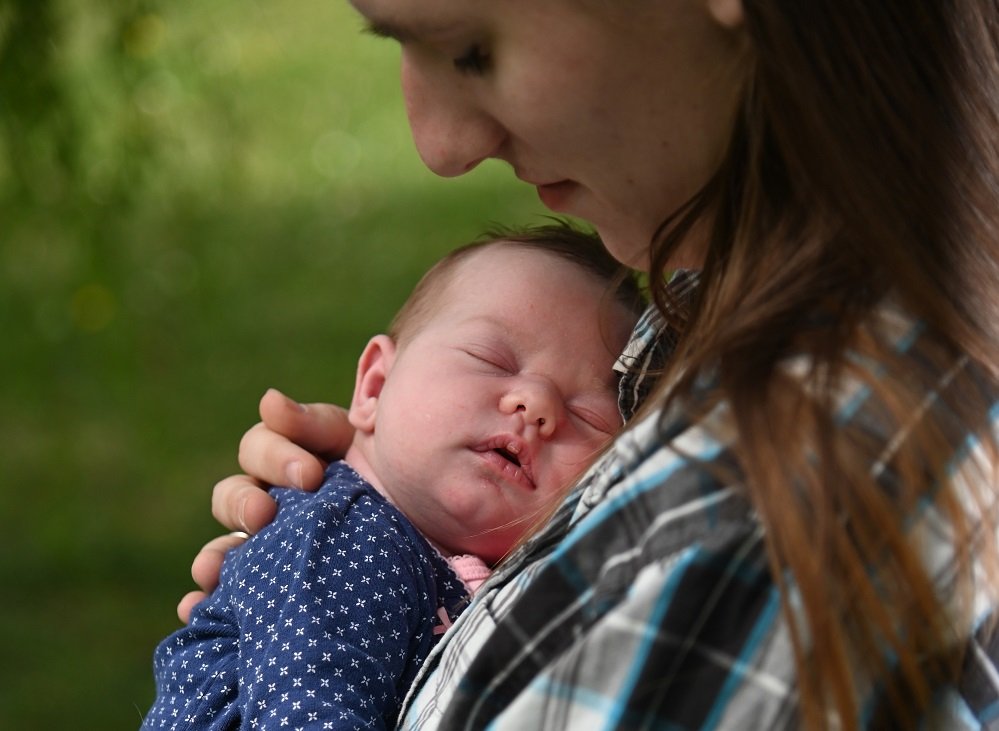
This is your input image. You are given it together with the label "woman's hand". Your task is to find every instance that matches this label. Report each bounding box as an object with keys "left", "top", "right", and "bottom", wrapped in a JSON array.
[{"left": 177, "top": 388, "right": 355, "bottom": 622}]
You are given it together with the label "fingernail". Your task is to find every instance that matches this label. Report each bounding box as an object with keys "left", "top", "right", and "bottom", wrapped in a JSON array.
[
  {"left": 237, "top": 499, "right": 248, "bottom": 532},
  {"left": 285, "top": 461, "right": 304, "bottom": 489},
  {"left": 284, "top": 393, "right": 307, "bottom": 412},
  {"left": 266, "top": 388, "right": 306, "bottom": 412}
]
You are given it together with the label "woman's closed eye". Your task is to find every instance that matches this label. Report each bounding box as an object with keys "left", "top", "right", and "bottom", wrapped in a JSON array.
[
  {"left": 360, "top": 21, "right": 489, "bottom": 76},
  {"left": 453, "top": 44, "right": 490, "bottom": 75}
]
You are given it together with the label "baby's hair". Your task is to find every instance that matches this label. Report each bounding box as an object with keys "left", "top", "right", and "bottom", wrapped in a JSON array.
[{"left": 389, "top": 219, "right": 644, "bottom": 345}]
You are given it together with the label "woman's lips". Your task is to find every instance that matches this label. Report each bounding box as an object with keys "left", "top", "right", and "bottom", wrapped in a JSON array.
[{"left": 535, "top": 180, "right": 577, "bottom": 212}]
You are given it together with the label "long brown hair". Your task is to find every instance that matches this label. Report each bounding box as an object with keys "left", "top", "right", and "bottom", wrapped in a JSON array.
[{"left": 647, "top": 2, "right": 999, "bottom": 728}]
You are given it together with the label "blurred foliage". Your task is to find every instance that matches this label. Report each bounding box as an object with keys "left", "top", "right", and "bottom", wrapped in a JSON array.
[{"left": 0, "top": 0, "right": 540, "bottom": 727}]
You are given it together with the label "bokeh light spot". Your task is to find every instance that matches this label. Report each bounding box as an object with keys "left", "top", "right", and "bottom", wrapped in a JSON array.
[{"left": 122, "top": 14, "right": 166, "bottom": 59}]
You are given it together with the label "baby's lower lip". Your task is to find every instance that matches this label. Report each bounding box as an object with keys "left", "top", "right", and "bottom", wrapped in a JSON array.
[
  {"left": 535, "top": 180, "right": 577, "bottom": 212},
  {"left": 476, "top": 449, "right": 536, "bottom": 491}
]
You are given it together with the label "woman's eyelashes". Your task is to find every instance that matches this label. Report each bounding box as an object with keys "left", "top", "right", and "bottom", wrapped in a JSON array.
[
  {"left": 359, "top": 22, "right": 489, "bottom": 76},
  {"left": 453, "top": 44, "right": 490, "bottom": 75}
]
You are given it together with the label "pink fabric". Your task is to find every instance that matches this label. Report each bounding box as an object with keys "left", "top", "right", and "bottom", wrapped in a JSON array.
[{"left": 445, "top": 554, "right": 493, "bottom": 594}]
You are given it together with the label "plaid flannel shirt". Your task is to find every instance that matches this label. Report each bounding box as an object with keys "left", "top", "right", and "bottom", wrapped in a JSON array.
[{"left": 399, "top": 277, "right": 999, "bottom": 731}]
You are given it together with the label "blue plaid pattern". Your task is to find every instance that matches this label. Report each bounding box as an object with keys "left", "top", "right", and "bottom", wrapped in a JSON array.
[{"left": 399, "top": 291, "right": 999, "bottom": 730}]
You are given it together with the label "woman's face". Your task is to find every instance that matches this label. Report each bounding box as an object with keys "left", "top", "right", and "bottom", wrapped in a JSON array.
[{"left": 349, "top": 0, "right": 747, "bottom": 269}]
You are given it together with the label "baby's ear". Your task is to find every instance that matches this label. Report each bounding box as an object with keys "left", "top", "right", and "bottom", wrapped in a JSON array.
[{"left": 348, "top": 334, "right": 396, "bottom": 433}]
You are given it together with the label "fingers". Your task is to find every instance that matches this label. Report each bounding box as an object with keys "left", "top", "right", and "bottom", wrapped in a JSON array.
[
  {"left": 190, "top": 532, "right": 249, "bottom": 591},
  {"left": 177, "top": 591, "right": 207, "bottom": 624},
  {"left": 179, "top": 531, "right": 252, "bottom": 622},
  {"left": 236, "top": 422, "right": 327, "bottom": 490},
  {"left": 184, "top": 530, "right": 251, "bottom": 620},
  {"left": 182, "top": 389, "right": 354, "bottom": 626},
  {"left": 211, "top": 474, "right": 279, "bottom": 534},
  {"left": 180, "top": 502, "right": 263, "bottom": 624},
  {"left": 258, "top": 388, "right": 354, "bottom": 461},
  {"left": 237, "top": 389, "right": 353, "bottom": 490}
]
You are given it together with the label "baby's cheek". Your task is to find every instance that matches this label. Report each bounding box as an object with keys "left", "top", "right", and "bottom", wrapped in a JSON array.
[{"left": 552, "top": 442, "right": 599, "bottom": 484}]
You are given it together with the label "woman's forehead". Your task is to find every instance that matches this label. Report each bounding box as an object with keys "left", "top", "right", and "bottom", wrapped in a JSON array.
[{"left": 347, "top": 0, "right": 583, "bottom": 39}]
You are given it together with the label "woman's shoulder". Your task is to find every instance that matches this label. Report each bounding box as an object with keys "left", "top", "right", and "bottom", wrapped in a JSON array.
[{"left": 571, "top": 296, "right": 998, "bottom": 569}]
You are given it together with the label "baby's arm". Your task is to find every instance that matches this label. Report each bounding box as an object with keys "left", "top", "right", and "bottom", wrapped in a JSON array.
[{"left": 228, "top": 489, "right": 430, "bottom": 729}]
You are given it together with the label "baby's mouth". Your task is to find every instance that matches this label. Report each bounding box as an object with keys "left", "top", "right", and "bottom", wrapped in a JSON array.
[
  {"left": 493, "top": 446, "right": 522, "bottom": 467},
  {"left": 477, "top": 437, "right": 536, "bottom": 489}
]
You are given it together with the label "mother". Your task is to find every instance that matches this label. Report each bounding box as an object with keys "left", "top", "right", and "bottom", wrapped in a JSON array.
[{"left": 183, "top": 1, "right": 999, "bottom": 728}]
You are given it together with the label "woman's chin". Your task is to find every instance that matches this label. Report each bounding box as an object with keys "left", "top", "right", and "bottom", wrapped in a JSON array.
[{"left": 595, "top": 227, "right": 653, "bottom": 271}]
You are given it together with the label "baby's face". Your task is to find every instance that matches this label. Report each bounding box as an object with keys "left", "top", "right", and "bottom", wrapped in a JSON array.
[{"left": 365, "top": 245, "right": 636, "bottom": 562}]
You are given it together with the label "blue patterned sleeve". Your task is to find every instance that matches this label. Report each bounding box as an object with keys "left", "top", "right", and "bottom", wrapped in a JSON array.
[
  {"left": 143, "top": 469, "right": 453, "bottom": 731},
  {"left": 232, "top": 491, "right": 438, "bottom": 729}
]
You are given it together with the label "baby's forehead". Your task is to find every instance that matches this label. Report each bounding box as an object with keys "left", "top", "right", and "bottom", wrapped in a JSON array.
[
  {"left": 394, "top": 239, "right": 638, "bottom": 349},
  {"left": 446, "top": 246, "right": 611, "bottom": 307},
  {"left": 457, "top": 245, "right": 634, "bottom": 319}
]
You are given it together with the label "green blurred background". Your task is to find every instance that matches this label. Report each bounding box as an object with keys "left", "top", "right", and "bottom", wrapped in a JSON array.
[{"left": 0, "top": 1, "right": 543, "bottom": 727}]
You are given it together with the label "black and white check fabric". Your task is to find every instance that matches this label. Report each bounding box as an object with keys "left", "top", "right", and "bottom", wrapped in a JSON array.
[{"left": 400, "top": 283, "right": 999, "bottom": 731}]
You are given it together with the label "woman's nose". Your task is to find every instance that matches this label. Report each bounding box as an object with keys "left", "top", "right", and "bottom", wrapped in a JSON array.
[
  {"left": 401, "top": 52, "right": 506, "bottom": 178},
  {"left": 499, "top": 384, "right": 562, "bottom": 439}
]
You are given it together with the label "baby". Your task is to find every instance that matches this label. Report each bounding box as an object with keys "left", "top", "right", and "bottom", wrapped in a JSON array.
[{"left": 141, "top": 222, "right": 642, "bottom": 730}]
